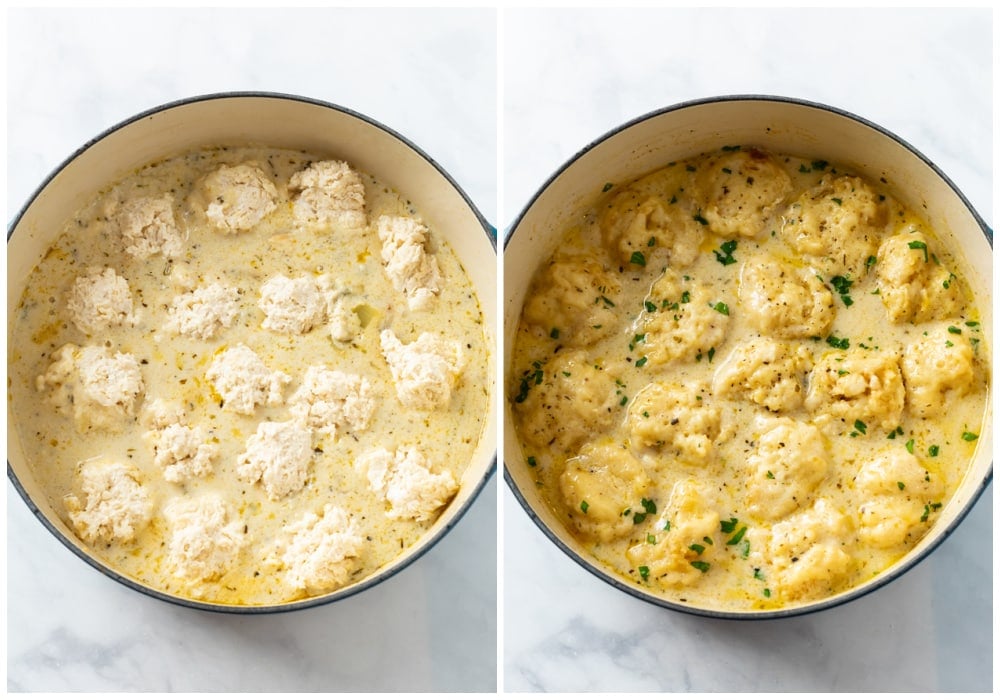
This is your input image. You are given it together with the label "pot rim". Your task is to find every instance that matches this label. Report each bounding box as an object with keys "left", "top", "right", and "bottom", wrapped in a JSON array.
[
  {"left": 502, "top": 93, "right": 993, "bottom": 620},
  {"left": 7, "top": 90, "right": 498, "bottom": 614}
]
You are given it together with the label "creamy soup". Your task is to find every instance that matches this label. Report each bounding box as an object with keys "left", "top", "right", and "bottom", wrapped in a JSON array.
[
  {"left": 9, "top": 146, "right": 489, "bottom": 606},
  {"left": 510, "top": 147, "right": 988, "bottom": 611}
]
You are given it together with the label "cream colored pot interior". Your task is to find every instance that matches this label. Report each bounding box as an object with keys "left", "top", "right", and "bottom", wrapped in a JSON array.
[
  {"left": 503, "top": 97, "right": 992, "bottom": 617},
  {"left": 8, "top": 94, "right": 497, "bottom": 610}
]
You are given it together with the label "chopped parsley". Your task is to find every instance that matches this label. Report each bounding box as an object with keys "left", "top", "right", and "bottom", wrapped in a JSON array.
[
  {"left": 887, "top": 426, "right": 904, "bottom": 439},
  {"left": 720, "top": 517, "right": 738, "bottom": 533},
  {"left": 602, "top": 182, "right": 614, "bottom": 192},
  {"left": 689, "top": 543, "right": 705, "bottom": 555},
  {"left": 600, "top": 295, "right": 615, "bottom": 308},
  {"left": 647, "top": 236, "right": 656, "bottom": 247},
  {"left": 908, "top": 240, "right": 929, "bottom": 262},
  {"left": 830, "top": 275, "right": 854, "bottom": 306},
  {"left": 713, "top": 239, "right": 738, "bottom": 266},
  {"left": 865, "top": 255, "right": 878, "bottom": 271},
  {"left": 514, "top": 364, "right": 545, "bottom": 403},
  {"left": 632, "top": 511, "right": 646, "bottom": 524},
  {"left": 920, "top": 502, "right": 943, "bottom": 523},
  {"left": 826, "top": 335, "right": 850, "bottom": 349},
  {"left": 550, "top": 327, "right": 560, "bottom": 339},
  {"left": 854, "top": 419, "right": 867, "bottom": 435},
  {"left": 638, "top": 565, "right": 650, "bottom": 581},
  {"left": 693, "top": 211, "right": 709, "bottom": 226},
  {"left": 640, "top": 498, "right": 657, "bottom": 515},
  {"left": 765, "top": 470, "right": 775, "bottom": 479},
  {"left": 647, "top": 534, "right": 656, "bottom": 544},
  {"left": 905, "top": 438, "right": 915, "bottom": 454},
  {"left": 526, "top": 456, "right": 537, "bottom": 467},
  {"left": 680, "top": 290, "right": 691, "bottom": 304},
  {"left": 713, "top": 301, "right": 730, "bottom": 316},
  {"left": 707, "top": 347, "right": 716, "bottom": 363},
  {"left": 962, "top": 431, "right": 979, "bottom": 442},
  {"left": 831, "top": 197, "right": 843, "bottom": 205},
  {"left": 928, "top": 445, "right": 940, "bottom": 457},
  {"left": 690, "top": 561, "right": 711, "bottom": 573},
  {"left": 644, "top": 300, "right": 657, "bottom": 313},
  {"left": 630, "top": 251, "right": 647, "bottom": 267},
  {"left": 635, "top": 356, "right": 648, "bottom": 367},
  {"left": 726, "top": 526, "right": 747, "bottom": 546},
  {"left": 947, "top": 325, "right": 962, "bottom": 335},
  {"left": 580, "top": 501, "right": 589, "bottom": 513}
]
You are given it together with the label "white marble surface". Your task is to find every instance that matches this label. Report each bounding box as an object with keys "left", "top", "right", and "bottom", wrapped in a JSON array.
[
  {"left": 6, "top": 8, "right": 497, "bottom": 693},
  {"left": 502, "top": 7, "right": 993, "bottom": 693}
]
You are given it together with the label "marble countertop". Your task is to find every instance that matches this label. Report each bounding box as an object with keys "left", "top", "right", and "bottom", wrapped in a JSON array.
[
  {"left": 6, "top": 8, "right": 497, "bottom": 693},
  {"left": 501, "top": 7, "right": 992, "bottom": 694}
]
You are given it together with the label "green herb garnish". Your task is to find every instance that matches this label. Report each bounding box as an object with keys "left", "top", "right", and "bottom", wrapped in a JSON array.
[
  {"left": 713, "top": 239, "right": 738, "bottom": 266},
  {"left": 908, "top": 240, "right": 929, "bottom": 262},
  {"left": 726, "top": 526, "right": 747, "bottom": 546}
]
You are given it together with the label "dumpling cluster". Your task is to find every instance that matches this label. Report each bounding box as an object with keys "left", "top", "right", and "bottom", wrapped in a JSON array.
[
  {"left": 39, "top": 156, "right": 467, "bottom": 598},
  {"left": 512, "top": 145, "right": 984, "bottom": 607}
]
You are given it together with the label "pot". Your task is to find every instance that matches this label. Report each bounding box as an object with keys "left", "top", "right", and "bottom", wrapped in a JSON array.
[
  {"left": 503, "top": 95, "right": 992, "bottom": 618},
  {"left": 7, "top": 91, "right": 498, "bottom": 613}
]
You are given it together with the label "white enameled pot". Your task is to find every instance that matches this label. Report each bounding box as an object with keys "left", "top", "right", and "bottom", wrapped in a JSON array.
[
  {"left": 503, "top": 95, "right": 992, "bottom": 619},
  {"left": 7, "top": 92, "right": 498, "bottom": 613}
]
